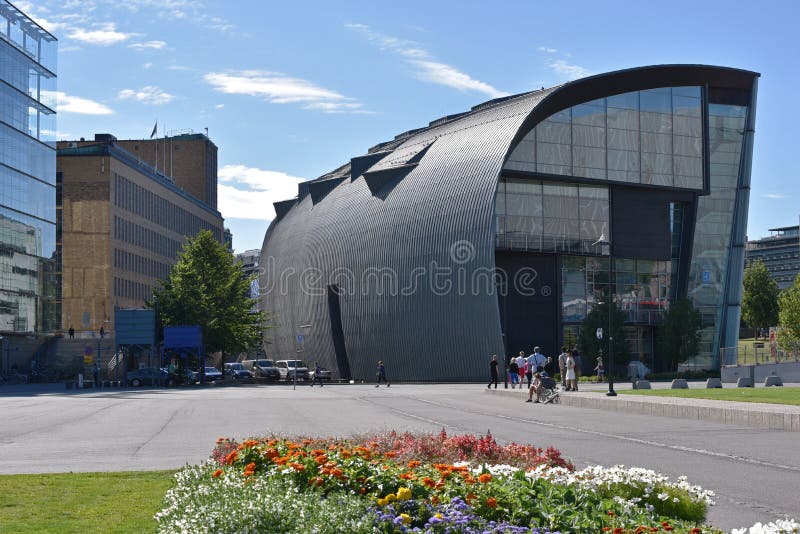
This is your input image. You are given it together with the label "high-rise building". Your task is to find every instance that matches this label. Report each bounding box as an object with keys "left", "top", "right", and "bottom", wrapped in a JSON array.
[
  {"left": 746, "top": 226, "right": 800, "bottom": 289},
  {"left": 115, "top": 132, "right": 218, "bottom": 210},
  {"left": 57, "top": 134, "right": 224, "bottom": 333},
  {"left": 0, "top": 1, "right": 58, "bottom": 335}
]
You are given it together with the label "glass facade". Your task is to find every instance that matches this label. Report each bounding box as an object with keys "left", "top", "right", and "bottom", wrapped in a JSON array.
[
  {"left": 495, "top": 179, "right": 609, "bottom": 254},
  {"left": 0, "top": 1, "right": 57, "bottom": 333},
  {"left": 505, "top": 87, "right": 704, "bottom": 190},
  {"left": 686, "top": 102, "right": 748, "bottom": 367}
]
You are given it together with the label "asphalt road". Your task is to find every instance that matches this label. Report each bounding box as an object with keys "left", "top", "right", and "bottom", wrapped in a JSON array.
[{"left": 1, "top": 382, "right": 798, "bottom": 531}]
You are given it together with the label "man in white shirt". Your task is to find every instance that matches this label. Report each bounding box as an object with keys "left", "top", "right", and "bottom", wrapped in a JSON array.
[{"left": 515, "top": 351, "right": 526, "bottom": 387}]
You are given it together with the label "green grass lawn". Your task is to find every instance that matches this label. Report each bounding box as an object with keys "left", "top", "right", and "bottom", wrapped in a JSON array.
[
  {"left": 620, "top": 387, "right": 800, "bottom": 406},
  {"left": 0, "top": 470, "right": 175, "bottom": 533}
]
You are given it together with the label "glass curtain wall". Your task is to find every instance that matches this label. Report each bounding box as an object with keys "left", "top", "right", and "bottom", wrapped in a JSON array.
[
  {"left": 0, "top": 2, "right": 57, "bottom": 333},
  {"left": 495, "top": 179, "right": 609, "bottom": 254},
  {"left": 505, "top": 87, "right": 704, "bottom": 190},
  {"left": 686, "top": 102, "right": 748, "bottom": 368}
]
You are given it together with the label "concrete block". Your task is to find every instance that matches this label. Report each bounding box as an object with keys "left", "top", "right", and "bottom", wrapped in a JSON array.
[
  {"left": 671, "top": 379, "right": 689, "bottom": 389},
  {"left": 706, "top": 378, "right": 723, "bottom": 388},
  {"left": 737, "top": 377, "right": 752, "bottom": 388},
  {"left": 635, "top": 380, "right": 651, "bottom": 389},
  {"left": 764, "top": 375, "right": 783, "bottom": 387}
]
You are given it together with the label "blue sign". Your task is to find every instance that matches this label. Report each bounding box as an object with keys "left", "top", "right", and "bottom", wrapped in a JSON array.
[
  {"left": 297, "top": 334, "right": 304, "bottom": 343},
  {"left": 702, "top": 270, "right": 711, "bottom": 283}
]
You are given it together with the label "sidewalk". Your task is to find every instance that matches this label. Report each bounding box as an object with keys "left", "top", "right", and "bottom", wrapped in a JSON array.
[{"left": 487, "top": 381, "right": 800, "bottom": 431}]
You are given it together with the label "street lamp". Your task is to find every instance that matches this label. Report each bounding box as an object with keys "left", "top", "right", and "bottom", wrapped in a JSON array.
[{"left": 592, "top": 235, "right": 617, "bottom": 397}]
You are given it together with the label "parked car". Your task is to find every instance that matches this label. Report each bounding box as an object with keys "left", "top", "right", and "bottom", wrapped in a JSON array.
[
  {"left": 127, "top": 367, "right": 166, "bottom": 387},
  {"left": 242, "top": 359, "right": 280, "bottom": 380},
  {"left": 276, "top": 359, "right": 309, "bottom": 381},
  {"left": 223, "top": 362, "right": 253, "bottom": 380},
  {"left": 204, "top": 367, "right": 223, "bottom": 382},
  {"left": 309, "top": 366, "right": 332, "bottom": 381}
]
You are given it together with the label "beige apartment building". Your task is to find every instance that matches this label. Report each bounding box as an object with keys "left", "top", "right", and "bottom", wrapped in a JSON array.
[{"left": 56, "top": 134, "right": 224, "bottom": 334}]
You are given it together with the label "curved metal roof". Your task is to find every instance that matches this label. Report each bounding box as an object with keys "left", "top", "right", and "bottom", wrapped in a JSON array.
[{"left": 260, "top": 64, "right": 759, "bottom": 381}]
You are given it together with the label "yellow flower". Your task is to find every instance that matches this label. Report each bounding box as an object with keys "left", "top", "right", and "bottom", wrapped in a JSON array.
[
  {"left": 434, "top": 513, "right": 443, "bottom": 519},
  {"left": 386, "top": 493, "right": 397, "bottom": 503},
  {"left": 397, "top": 487, "right": 412, "bottom": 501},
  {"left": 400, "top": 513, "right": 411, "bottom": 525},
  {"left": 377, "top": 498, "right": 388, "bottom": 506}
]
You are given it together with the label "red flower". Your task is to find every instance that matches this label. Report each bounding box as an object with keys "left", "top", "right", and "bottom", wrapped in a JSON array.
[
  {"left": 486, "top": 497, "right": 497, "bottom": 509},
  {"left": 478, "top": 473, "right": 492, "bottom": 483}
]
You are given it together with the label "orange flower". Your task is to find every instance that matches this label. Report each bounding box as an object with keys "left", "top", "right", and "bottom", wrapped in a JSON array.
[
  {"left": 614, "top": 529, "right": 624, "bottom": 534},
  {"left": 690, "top": 530, "right": 701, "bottom": 534},
  {"left": 359, "top": 486, "right": 366, "bottom": 495},
  {"left": 385, "top": 451, "right": 398, "bottom": 458},
  {"left": 212, "top": 469, "right": 223, "bottom": 478},
  {"left": 330, "top": 468, "right": 343, "bottom": 478},
  {"left": 478, "top": 474, "right": 493, "bottom": 483},
  {"left": 290, "top": 462, "right": 305, "bottom": 472},
  {"left": 224, "top": 451, "right": 238, "bottom": 465},
  {"left": 486, "top": 497, "right": 497, "bottom": 509},
  {"left": 314, "top": 455, "right": 328, "bottom": 464},
  {"left": 602, "top": 529, "right": 612, "bottom": 533},
  {"left": 606, "top": 511, "right": 616, "bottom": 517},
  {"left": 407, "top": 460, "right": 421, "bottom": 468},
  {"left": 264, "top": 448, "right": 279, "bottom": 460},
  {"left": 430, "top": 495, "right": 440, "bottom": 505},
  {"left": 398, "top": 473, "right": 415, "bottom": 480},
  {"left": 302, "top": 439, "right": 313, "bottom": 445},
  {"left": 465, "top": 492, "right": 477, "bottom": 504},
  {"left": 311, "top": 477, "right": 324, "bottom": 486},
  {"left": 422, "top": 477, "right": 436, "bottom": 488}
]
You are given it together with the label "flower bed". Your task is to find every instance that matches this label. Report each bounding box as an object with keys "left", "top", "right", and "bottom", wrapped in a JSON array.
[{"left": 156, "top": 430, "right": 726, "bottom": 533}]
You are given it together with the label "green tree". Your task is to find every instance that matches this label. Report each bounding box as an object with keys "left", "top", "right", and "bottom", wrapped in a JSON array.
[
  {"left": 741, "top": 260, "right": 779, "bottom": 338},
  {"left": 578, "top": 293, "right": 629, "bottom": 375},
  {"left": 150, "top": 230, "right": 264, "bottom": 355},
  {"left": 658, "top": 298, "right": 702, "bottom": 372},
  {"left": 778, "top": 273, "right": 800, "bottom": 351}
]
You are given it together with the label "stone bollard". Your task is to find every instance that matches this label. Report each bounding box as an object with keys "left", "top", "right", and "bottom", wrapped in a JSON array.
[
  {"left": 764, "top": 375, "right": 783, "bottom": 387},
  {"left": 706, "top": 378, "right": 723, "bottom": 388},
  {"left": 635, "top": 380, "right": 651, "bottom": 389},
  {"left": 671, "top": 379, "right": 689, "bottom": 389},
  {"left": 737, "top": 377, "right": 752, "bottom": 388}
]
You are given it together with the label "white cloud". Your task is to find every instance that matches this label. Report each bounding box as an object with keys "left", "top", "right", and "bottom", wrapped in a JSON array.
[
  {"left": 547, "top": 59, "right": 591, "bottom": 80},
  {"left": 214, "top": 104, "right": 224, "bottom": 109},
  {"left": 143, "top": 62, "right": 153, "bottom": 69},
  {"left": 204, "top": 70, "right": 367, "bottom": 113},
  {"left": 46, "top": 91, "right": 113, "bottom": 115},
  {"left": 218, "top": 164, "right": 306, "bottom": 220},
  {"left": 128, "top": 40, "right": 167, "bottom": 50},
  {"left": 538, "top": 46, "right": 558, "bottom": 54},
  {"left": 762, "top": 193, "right": 789, "bottom": 199},
  {"left": 118, "top": 86, "right": 175, "bottom": 105},
  {"left": 346, "top": 24, "right": 507, "bottom": 99},
  {"left": 68, "top": 23, "right": 136, "bottom": 45}
]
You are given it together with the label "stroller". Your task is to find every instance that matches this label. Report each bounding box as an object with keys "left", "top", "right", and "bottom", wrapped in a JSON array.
[{"left": 538, "top": 375, "right": 561, "bottom": 404}]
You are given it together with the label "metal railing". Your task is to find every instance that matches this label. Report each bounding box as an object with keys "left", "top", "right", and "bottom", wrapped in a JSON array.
[{"left": 720, "top": 344, "right": 800, "bottom": 366}]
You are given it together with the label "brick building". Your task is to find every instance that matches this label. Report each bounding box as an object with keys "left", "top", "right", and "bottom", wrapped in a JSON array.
[{"left": 56, "top": 134, "right": 224, "bottom": 334}]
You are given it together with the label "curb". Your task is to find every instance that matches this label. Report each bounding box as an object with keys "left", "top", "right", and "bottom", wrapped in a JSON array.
[{"left": 487, "top": 388, "right": 800, "bottom": 431}]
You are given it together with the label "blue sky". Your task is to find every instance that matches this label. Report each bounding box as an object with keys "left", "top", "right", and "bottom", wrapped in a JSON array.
[{"left": 21, "top": 0, "right": 800, "bottom": 252}]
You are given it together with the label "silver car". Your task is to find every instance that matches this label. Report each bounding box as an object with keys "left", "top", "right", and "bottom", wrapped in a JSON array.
[{"left": 276, "top": 360, "right": 309, "bottom": 381}]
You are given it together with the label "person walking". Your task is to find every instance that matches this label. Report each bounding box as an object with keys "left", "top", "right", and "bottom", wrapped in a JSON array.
[
  {"left": 488, "top": 355, "right": 499, "bottom": 389},
  {"left": 375, "top": 360, "right": 389, "bottom": 387},
  {"left": 558, "top": 346, "right": 569, "bottom": 387},
  {"left": 310, "top": 361, "right": 324, "bottom": 387},
  {"left": 508, "top": 357, "right": 519, "bottom": 389},
  {"left": 594, "top": 356, "right": 605, "bottom": 382},
  {"left": 92, "top": 362, "right": 100, "bottom": 388},
  {"left": 565, "top": 352, "right": 577, "bottom": 392},
  {"left": 68, "top": 326, "right": 75, "bottom": 339},
  {"left": 571, "top": 347, "right": 582, "bottom": 391},
  {"left": 99, "top": 326, "right": 105, "bottom": 339}
]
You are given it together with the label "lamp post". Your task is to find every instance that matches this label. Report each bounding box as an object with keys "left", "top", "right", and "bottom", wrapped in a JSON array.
[{"left": 593, "top": 235, "right": 617, "bottom": 397}]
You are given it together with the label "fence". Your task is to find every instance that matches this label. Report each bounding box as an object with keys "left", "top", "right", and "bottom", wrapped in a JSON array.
[{"left": 720, "top": 344, "right": 800, "bottom": 366}]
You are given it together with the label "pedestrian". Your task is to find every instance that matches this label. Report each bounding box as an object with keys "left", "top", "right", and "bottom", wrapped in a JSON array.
[
  {"left": 571, "top": 347, "right": 582, "bottom": 391},
  {"left": 558, "top": 346, "right": 569, "bottom": 387},
  {"left": 167, "top": 359, "right": 178, "bottom": 386},
  {"left": 487, "top": 354, "right": 499, "bottom": 389},
  {"left": 99, "top": 326, "right": 105, "bottom": 339},
  {"left": 310, "top": 361, "right": 324, "bottom": 387},
  {"left": 508, "top": 357, "right": 519, "bottom": 389},
  {"left": 92, "top": 362, "right": 100, "bottom": 388},
  {"left": 525, "top": 352, "right": 535, "bottom": 387},
  {"left": 375, "top": 360, "right": 389, "bottom": 387},
  {"left": 68, "top": 326, "right": 75, "bottom": 339},
  {"left": 526, "top": 372, "right": 543, "bottom": 403},
  {"left": 594, "top": 356, "right": 605, "bottom": 383},
  {"left": 565, "top": 352, "right": 577, "bottom": 392}
]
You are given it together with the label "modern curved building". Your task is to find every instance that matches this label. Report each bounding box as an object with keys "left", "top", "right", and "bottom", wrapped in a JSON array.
[{"left": 260, "top": 65, "right": 758, "bottom": 381}]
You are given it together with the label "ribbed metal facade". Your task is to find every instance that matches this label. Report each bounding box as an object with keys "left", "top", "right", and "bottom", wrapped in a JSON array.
[{"left": 260, "top": 65, "right": 759, "bottom": 380}]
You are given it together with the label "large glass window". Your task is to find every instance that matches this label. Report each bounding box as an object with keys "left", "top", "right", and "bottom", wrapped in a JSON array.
[
  {"left": 505, "top": 86, "right": 703, "bottom": 190},
  {"left": 495, "top": 179, "right": 608, "bottom": 254}
]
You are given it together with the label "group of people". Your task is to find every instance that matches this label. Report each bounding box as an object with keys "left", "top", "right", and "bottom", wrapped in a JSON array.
[{"left": 488, "top": 346, "right": 607, "bottom": 401}]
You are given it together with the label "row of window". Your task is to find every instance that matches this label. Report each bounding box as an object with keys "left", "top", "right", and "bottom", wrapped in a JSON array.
[
  {"left": 113, "top": 248, "right": 171, "bottom": 280},
  {"left": 113, "top": 276, "right": 154, "bottom": 302},
  {"left": 0, "top": 121, "right": 55, "bottom": 184},
  {"left": 0, "top": 164, "right": 55, "bottom": 222},
  {"left": 113, "top": 216, "right": 182, "bottom": 259},
  {"left": 113, "top": 174, "right": 221, "bottom": 241}
]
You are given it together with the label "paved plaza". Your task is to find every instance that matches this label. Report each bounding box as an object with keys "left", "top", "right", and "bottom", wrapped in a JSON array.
[{"left": 1, "top": 382, "right": 798, "bottom": 531}]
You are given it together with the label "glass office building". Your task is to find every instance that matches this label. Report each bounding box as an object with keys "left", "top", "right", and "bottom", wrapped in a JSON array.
[
  {"left": 0, "top": 1, "right": 57, "bottom": 333},
  {"left": 261, "top": 65, "right": 758, "bottom": 381}
]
